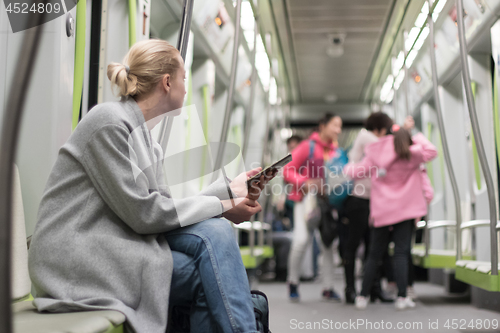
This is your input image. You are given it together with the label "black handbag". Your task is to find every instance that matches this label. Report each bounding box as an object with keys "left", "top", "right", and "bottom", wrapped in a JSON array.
[{"left": 316, "top": 195, "right": 338, "bottom": 248}]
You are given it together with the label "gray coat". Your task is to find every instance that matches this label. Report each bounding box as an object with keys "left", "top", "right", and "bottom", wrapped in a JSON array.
[{"left": 28, "top": 98, "right": 232, "bottom": 333}]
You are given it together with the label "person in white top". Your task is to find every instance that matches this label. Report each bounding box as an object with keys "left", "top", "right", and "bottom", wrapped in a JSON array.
[{"left": 342, "top": 112, "right": 393, "bottom": 304}]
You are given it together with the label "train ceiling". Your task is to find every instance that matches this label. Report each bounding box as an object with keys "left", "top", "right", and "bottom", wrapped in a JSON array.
[{"left": 267, "top": 0, "right": 396, "bottom": 105}]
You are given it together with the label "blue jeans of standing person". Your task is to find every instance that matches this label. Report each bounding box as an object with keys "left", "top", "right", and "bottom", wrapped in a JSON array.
[{"left": 165, "top": 218, "right": 258, "bottom": 333}]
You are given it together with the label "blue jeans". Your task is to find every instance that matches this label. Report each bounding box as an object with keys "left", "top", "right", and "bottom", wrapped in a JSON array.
[
  {"left": 170, "top": 251, "right": 218, "bottom": 332},
  {"left": 166, "top": 218, "right": 258, "bottom": 333}
]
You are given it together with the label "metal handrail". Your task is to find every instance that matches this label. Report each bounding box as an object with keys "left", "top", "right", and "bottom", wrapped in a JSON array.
[
  {"left": 427, "top": 220, "right": 457, "bottom": 229},
  {"left": 457, "top": 0, "right": 499, "bottom": 276},
  {"left": 241, "top": 16, "right": 259, "bottom": 160},
  {"left": 241, "top": 17, "right": 259, "bottom": 258},
  {"left": 416, "top": 220, "right": 427, "bottom": 229},
  {"left": 460, "top": 220, "right": 500, "bottom": 230},
  {"left": 211, "top": 0, "right": 243, "bottom": 182},
  {"left": 427, "top": 0, "right": 463, "bottom": 261},
  {"left": 421, "top": 220, "right": 457, "bottom": 257},
  {"left": 157, "top": 0, "right": 195, "bottom": 151},
  {"left": 0, "top": 7, "right": 48, "bottom": 333}
]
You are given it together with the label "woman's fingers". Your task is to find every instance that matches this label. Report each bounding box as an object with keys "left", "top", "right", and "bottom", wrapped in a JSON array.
[{"left": 246, "top": 167, "right": 262, "bottom": 178}]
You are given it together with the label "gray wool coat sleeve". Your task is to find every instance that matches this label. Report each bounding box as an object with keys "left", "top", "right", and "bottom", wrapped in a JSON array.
[
  {"left": 81, "top": 124, "right": 222, "bottom": 233},
  {"left": 28, "top": 97, "right": 229, "bottom": 333}
]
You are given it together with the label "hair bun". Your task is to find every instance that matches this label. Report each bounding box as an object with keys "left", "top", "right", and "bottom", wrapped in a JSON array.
[{"left": 107, "top": 62, "right": 137, "bottom": 97}]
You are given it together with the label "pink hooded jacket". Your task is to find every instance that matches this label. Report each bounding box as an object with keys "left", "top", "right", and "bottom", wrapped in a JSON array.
[
  {"left": 283, "top": 132, "right": 336, "bottom": 202},
  {"left": 344, "top": 133, "right": 437, "bottom": 228}
]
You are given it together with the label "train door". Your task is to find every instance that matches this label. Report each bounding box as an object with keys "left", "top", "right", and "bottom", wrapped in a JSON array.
[{"left": 1, "top": 3, "right": 77, "bottom": 236}]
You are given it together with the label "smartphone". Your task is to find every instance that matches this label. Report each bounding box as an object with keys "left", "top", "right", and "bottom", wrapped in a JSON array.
[{"left": 246, "top": 153, "right": 292, "bottom": 188}]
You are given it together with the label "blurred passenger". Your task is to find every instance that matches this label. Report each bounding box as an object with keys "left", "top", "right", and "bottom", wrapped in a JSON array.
[
  {"left": 28, "top": 39, "right": 273, "bottom": 333},
  {"left": 345, "top": 116, "right": 437, "bottom": 310},
  {"left": 342, "top": 111, "right": 393, "bottom": 304},
  {"left": 282, "top": 135, "right": 303, "bottom": 230},
  {"left": 287, "top": 135, "right": 303, "bottom": 152},
  {"left": 272, "top": 135, "right": 304, "bottom": 281},
  {"left": 283, "top": 113, "right": 343, "bottom": 302}
]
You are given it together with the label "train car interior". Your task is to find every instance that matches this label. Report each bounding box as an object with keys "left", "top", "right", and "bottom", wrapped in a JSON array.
[{"left": 2, "top": 0, "right": 500, "bottom": 332}]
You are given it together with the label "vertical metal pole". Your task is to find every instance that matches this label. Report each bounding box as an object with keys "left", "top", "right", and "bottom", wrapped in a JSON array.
[
  {"left": 403, "top": 31, "right": 410, "bottom": 119},
  {"left": 211, "top": 0, "right": 243, "bottom": 182},
  {"left": 157, "top": 0, "right": 195, "bottom": 150},
  {"left": 456, "top": 0, "right": 498, "bottom": 275},
  {"left": 0, "top": 9, "right": 47, "bottom": 333},
  {"left": 428, "top": 0, "right": 463, "bottom": 260},
  {"left": 249, "top": 215, "right": 255, "bottom": 257},
  {"left": 242, "top": 17, "right": 259, "bottom": 258},
  {"left": 241, "top": 16, "right": 259, "bottom": 161}
]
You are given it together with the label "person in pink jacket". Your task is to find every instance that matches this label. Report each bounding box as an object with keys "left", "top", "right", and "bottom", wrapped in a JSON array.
[{"left": 344, "top": 121, "right": 437, "bottom": 310}]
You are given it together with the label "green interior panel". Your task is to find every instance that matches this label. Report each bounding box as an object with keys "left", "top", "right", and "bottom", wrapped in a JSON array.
[
  {"left": 470, "top": 81, "right": 482, "bottom": 190},
  {"left": 412, "top": 245, "right": 457, "bottom": 268},
  {"left": 71, "top": 0, "right": 86, "bottom": 130},
  {"left": 493, "top": 63, "right": 500, "bottom": 172},
  {"left": 12, "top": 293, "right": 34, "bottom": 304},
  {"left": 240, "top": 246, "right": 273, "bottom": 269},
  {"left": 456, "top": 265, "right": 500, "bottom": 292},
  {"left": 105, "top": 324, "right": 125, "bottom": 333},
  {"left": 128, "top": 0, "right": 137, "bottom": 47}
]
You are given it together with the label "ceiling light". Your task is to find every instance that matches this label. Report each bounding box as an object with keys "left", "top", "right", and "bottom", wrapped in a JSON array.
[
  {"left": 415, "top": 12, "right": 427, "bottom": 28},
  {"left": 394, "top": 70, "right": 405, "bottom": 90},
  {"left": 280, "top": 128, "right": 293, "bottom": 140},
  {"left": 385, "top": 89, "right": 394, "bottom": 103},
  {"left": 392, "top": 51, "right": 405, "bottom": 76},
  {"left": 413, "top": 27, "right": 430, "bottom": 51},
  {"left": 406, "top": 49, "right": 418, "bottom": 68},
  {"left": 433, "top": 0, "right": 447, "bottom": 21},
  {"left": 324, "top": 94, "right": 338, "bottom": 104},
  {"left": 405, "top": 27, "right": 420, "bottom": 51}
]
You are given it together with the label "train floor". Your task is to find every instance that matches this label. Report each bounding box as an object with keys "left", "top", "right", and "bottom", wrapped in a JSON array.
[{"left": 258, "top": 267, "right": 500, "bottom": 333}]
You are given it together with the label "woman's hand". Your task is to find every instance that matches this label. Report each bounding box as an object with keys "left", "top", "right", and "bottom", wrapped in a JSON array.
[
  {"left": 247, "top": 168, "right": 278, "bottom": 200},
  {"left": 229, "top": 167, "right": 262, "bottom": 199},
  {"left": 230, "top": 167, "right": 278, "bottom": 201},
  {"left": 221, "top": 198, "right": 262, "bottom": 224}
]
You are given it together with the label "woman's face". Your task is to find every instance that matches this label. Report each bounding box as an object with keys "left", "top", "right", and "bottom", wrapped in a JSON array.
[
  {"left": 321, "top": 116, "right": 342, "bottom": 142},
  {"left": 168, "top": 55, "right": 187, "bottom": 111}
]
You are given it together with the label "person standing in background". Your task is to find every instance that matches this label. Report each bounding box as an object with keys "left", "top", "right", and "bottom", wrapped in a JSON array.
[
  {"left": 342, "top": 112, "right": 394, "bottom": 304},
  {"left": 283, "top": 113, "right": 343, "bottom": 302},
  {"left": 345, "top": 117, "right": 437, "bottom": 311}
]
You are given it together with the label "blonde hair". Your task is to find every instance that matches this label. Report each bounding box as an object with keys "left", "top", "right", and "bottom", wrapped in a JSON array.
[{"left": 107, "top": 39, "right": 181, "bottom": 98}]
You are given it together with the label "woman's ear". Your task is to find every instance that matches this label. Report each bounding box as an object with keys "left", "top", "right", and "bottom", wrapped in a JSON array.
[{"left": 162, "top": 74, "right": 171, "bottom": 93}]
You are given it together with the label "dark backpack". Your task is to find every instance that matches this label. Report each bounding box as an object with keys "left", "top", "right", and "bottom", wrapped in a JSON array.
[
  {"left": 168, "top": 290, "right": 271, "bottom": 332},
  {"left": 251, "top": 290, "right": 271, "bottom": 333}
]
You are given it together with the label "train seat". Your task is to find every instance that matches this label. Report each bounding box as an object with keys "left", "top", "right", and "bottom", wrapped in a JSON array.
[
  {"left": 11, "top": 165, "right": 126, "bottom": 333},
  {"left": 14, "top": 301, "right": 125, "bottom": 333},
  {"left": 455, "top": 260, "right": 500, "bottom": 292}
]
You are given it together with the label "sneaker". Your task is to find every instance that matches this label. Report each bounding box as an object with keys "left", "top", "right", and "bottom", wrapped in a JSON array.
[
  {"left": 395, "top": 296, "right": 416, "bottom": 310},
  {"left": 251, "top": 290, "right": 271, "bottom": 333},
  {"left": 288, "top": 283, "right": 299, "bottom": 302},
  {"left": 407, "top": 286, "right": 417, "bottom": 300},
  {"left": 355, "top": 296, "right": 368, "bottom": 310},
  {"left": 322, "top": 289, "right": 341, "bottom": 302}
]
